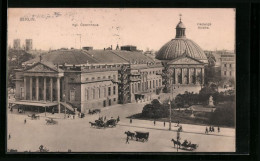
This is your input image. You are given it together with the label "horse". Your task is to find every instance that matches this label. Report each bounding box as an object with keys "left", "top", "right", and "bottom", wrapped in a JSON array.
[
  {"left": 125, "top": 131, "right": 135, "bottom": 139},
  {"left": 171, "top": 139, "right": 181, "bottom": 148},
  {"left": 89, "top": 122, "right": 97, "bottom": 127}
]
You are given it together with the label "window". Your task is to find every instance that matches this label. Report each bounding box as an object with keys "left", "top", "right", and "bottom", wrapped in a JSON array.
[
  {"left": 108, "top": 76, "right": 111, "bottom": 79},
  {"left": 70, "top": 90, "right": 75, "bottom": 101},
  {"left": 103, "top": 76, "right": 106, "bottom": 79},
  {"left": 113, "top": 86, "right": 116, "bottom": 95},
  {"left": 85, "top": 88, "right": 89, "bottom": 100},
  {"left": 156, "top": 80, "right": 158, "bottom": 87},
  {"left": 224, "top": 64, "right": 227, "bottom": 67},
  {"left": 159, "top": 79, "right": 161, "bottom": 86},
  {"left": 104, "top": 87, "right": 107, "bottom": 97},
  {"left": 86, "top": 78, "right": 89, "bottom": 81},
  {"left": 230, "top": 71, "right": 232, "bottom": 76},
  {"left": 153, "top": 80, "right": 155, "bottom": 88},
  {"left": 224, "top": 71, "right": 226, "bottom": 75},
  {"left": 108, "top": 87, "right": 111, "bottom": 96},
  {"left": 20, "top": 87, "right": 24, "bottom": 99},
  {"left": 150, "top": 81, "right": 152, "bottom": 89},
  {"left": 92, "top": 77, "right": 95, "bottom": 81},
  {"left": 114, "top": 98, "right": 116, "bottom": 102},
  {"left": 98, "top": 88, "right": 101, "bottom": 98},
  {"left": 97, "top": 77, "right": 100, "bottom": 80},
  {"left": 230, "top": 64, "right": 232, "bottom": 67},
  {"left": 132, "top": 84, "right": 134, "bottom": 93},
  {"left": 92, "top": 89, "right": 95, "bottom": 99}
]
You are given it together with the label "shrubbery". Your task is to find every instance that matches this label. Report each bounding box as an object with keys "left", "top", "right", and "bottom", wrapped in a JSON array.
[{"left": 141, "top": 99, "right": 169, "bottom": 119}]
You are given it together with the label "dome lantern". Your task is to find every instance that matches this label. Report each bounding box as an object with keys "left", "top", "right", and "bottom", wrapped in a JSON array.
[{"left": 175, "top": 14, "right": 186, "bottom": 38}]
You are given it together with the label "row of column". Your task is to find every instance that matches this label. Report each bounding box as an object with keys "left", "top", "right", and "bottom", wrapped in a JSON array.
[
  {"left": 172, "top": 67, "right": 204, "bottom": 85},
  {"left": 23, "top": 76, "right": 60, "bottom": 103}
]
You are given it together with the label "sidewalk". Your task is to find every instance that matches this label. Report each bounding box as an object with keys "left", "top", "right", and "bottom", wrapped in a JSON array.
[{"left": 118, "top": 119, "right": 235, "bottom": 137}]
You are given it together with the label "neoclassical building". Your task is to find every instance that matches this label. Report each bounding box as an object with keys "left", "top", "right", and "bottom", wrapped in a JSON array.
[
  {"left": 156, "top": 18, "right": 208, "bottom": 91},
  {"left": 12, "top": 48, "right": 163, "bottom": 113}
]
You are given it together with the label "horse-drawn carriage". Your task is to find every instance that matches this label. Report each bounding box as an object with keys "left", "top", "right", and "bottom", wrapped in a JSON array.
[
  {"left": 89, "top": 118, "right": 117, "bottom": 128},
  {"left": 88, "top": 109, "right": 101, "bottom": 115},
  {"left": 28, "top": 114, "right": 40, "bottom": 120},
  {"left": 125, "top": 131, "right": 149, "bottom": 142},
  {"left": 45, "top": 118, "right": 58, "bottom": 125},
  {"left": 171, "top": 139, "right": 198, "bottom": 151}
]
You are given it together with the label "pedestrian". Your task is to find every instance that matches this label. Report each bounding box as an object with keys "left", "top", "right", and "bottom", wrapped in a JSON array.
[
  {"left": 24, "top": 119, "right": 26, "bottom": 124},
  {"left": 130, "top": 118, "right": 132, "bottom": 124},
  {"left": 117, "top": 116, "right": 120, "bottom": 122},
  {"left": 73, "top": 115, "right": 75, "bottom": 119},
  {"left": 209, "top": 126, "right": 212, "bottom": 132},
  {"left": 218, "top": 126, "right": 220, "bottom": 133},
  {"left": 126, "top": 136, "right": 129, "bottom": 144},
  {"left": 212, "top": 126, "right": 215, "bottom": 132},
  {"left": 205, "top": 127, "right": 208, "bottom": 134},
  {"left": 8, "top": 134, "right": 11, "bottom": 140},
  {"left": 164, "top": 121, "right": 165, "bottom": 127},
  {"left": 177, "top": 120, "right": 180, "bottom": 126},
  {"left": 154, "top": 120, "right": 156, "bottom": 126},
  {"left": 10, "top": 107, "right": 13, "bottom": 112}
]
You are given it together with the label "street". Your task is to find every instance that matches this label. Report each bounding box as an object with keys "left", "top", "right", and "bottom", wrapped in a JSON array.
[{"left": 7, "top": 102, "right": 235, "bottom": 152}]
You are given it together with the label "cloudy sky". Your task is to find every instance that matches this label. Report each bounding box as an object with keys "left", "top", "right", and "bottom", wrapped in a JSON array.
[{"left": 8, "top": 8, "right": 235, "bottom": 51}]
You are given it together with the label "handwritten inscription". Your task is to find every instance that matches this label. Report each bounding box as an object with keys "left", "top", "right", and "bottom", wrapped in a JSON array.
[{"left": 197, "top": 23, "right": 211, "bottom": 29}]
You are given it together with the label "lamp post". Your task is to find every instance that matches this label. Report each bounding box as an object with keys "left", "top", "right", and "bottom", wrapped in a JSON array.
[
  {"left": 63, "top": 92, "right": 66, "bottom": 119},
  {"left": 177, "top": 130, "right": 180, "bottom": 152},
  {"left": 168, "top": 97, "right": 171, "bottom": 131}
]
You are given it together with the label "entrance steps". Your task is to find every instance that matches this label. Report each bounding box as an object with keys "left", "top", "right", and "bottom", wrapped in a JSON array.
[{"left": 60, "top": 102, "right": 76, "bottom": 114}]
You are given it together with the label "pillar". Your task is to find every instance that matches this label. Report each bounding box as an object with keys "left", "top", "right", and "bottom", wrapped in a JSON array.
[
  {"left": 194, "top": 68, "right": 197, "bottom": 85},
  {"left": 175, "top": 68, "right": 178, "bottom": 84},
  {"left": 36, "top": 77, "right": 39, "bottom": 101},
  {"left": 187, "top": 68, "right": 190, "bottom": 84},
  {"left": 181, "top": 68, "right": 184, "bottom": 84},
  {"left": 57, "top": 77, "right": 60, "bottom": 113},
  {"left": 50, "top": 78, "right": 53, "bottom": 102},
  {"left": 202, "top": 68, "right": 205, "bottom": 85},
  {"left": 30, "top": 77, "right": 32, "bottom": 100},
  {"left": 24, "top": 77, "right": 27, "bottom": 100},
  {"left": 43, "top": 77, "right": 46, "bottom": 101}
]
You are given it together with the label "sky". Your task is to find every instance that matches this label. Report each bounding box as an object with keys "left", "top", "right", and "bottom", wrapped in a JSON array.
[{"left": 8, "top": 8, "right": 235, "bottom": 51}]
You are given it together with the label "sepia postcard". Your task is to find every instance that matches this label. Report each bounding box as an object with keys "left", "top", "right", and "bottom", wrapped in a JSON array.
[{"left": 7, "top": 8, "right": 236, "bottom": 153}]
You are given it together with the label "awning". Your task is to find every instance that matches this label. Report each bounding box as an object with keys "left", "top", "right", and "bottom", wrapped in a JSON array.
[{"left": 8, "top": 100, "right": 58, "bottom": 107}]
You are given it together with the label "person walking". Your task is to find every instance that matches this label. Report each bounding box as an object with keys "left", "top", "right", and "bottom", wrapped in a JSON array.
[
  {"left": 218, "top": 126, "right": 220, "bottom": 133},
  {"left": 117, "top": 116, "right": 120, "bottom": 122},
  {"left": 212, "top": 126, "right": 215, "bottom": 132},
  {"left": 130, "top": 118, "right": 132, "bottom": 124},
  {"left": 205, "top": 127, "right": 208, "bottom": 134},
  {"left": 8, "top": 134, "right": 11, "bottom": 140},
  {"left": 154, "top": 120, "right": 156, "bottom": 126},
  {"left": 164, "top": 121, "right": 165, "bottom": 127},
  {"left": 126, "top": 136, "right": 129, "bottom": 144},
  {"left": 24, "top": 119, "right": 26, "bottom": 124}
]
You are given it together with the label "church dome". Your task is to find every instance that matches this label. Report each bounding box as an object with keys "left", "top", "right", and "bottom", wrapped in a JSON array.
[{"left": 156, "top": 18, "right": 208, "bottom": 63}]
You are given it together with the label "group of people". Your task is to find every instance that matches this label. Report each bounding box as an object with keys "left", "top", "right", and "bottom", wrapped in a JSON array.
[
  {"left": 205, "top": 126, "right": 220, "bottom": 134},
  {"left": 98, "top": 116, "right": 120, "bottom": 122}
]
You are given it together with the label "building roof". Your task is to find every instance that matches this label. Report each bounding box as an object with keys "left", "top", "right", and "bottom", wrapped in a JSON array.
[
  {"left": 23, "top": 49, "right": 157, "bottom": 67},
  {"left": 176, "top": 21, "right": 186, "bottom": 28},
  {"left": 156, "top": 38, "right": 208, "bottom": 63},
  {"left": 24, "top": 49, "right": 98, "bottom": 65}
]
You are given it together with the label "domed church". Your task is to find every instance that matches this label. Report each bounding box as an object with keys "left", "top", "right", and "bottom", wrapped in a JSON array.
[{"left": 156, "top": 16, "right": 208, "bottom": 90}]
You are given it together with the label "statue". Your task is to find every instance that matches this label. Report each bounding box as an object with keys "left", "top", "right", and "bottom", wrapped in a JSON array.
[{"left": 208, "top": 95, "right": 214, "bottom": 107}]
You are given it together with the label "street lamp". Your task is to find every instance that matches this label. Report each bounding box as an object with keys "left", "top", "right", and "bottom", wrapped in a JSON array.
[{"left": 168, "top": 97, "right": 171, "bottom": 131}]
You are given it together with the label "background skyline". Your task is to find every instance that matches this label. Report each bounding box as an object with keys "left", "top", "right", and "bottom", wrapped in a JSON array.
[{"left": 8, "top": 8, "right": 235, "bottom": 51}]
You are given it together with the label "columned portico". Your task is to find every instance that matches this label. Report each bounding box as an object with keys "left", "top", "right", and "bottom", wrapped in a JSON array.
[
  {"left": 57, "top": 77, "right": 61, "bottom": 113},
  {"left": 30, "top": 77, "right": 32, "bottom": 100},
  {"left": 24, "top": 77, "right": 27, "bottom": 100}
]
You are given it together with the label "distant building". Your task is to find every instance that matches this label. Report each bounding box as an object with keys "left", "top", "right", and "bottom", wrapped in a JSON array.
[
  {"left": 219, "top": 51, "right": 235, "bottom": 78},
  {"left": 121, "top": 45, "right": 137, "bottom": 51},
  {"left": 82, "top": 46, "right": 93, "bottom": 51},
  {"left": 13, "top": 39, "right": 21, "bottom": 49},
  {"left": 25, "top": 39, "right": 33, "bottom": 51}
]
